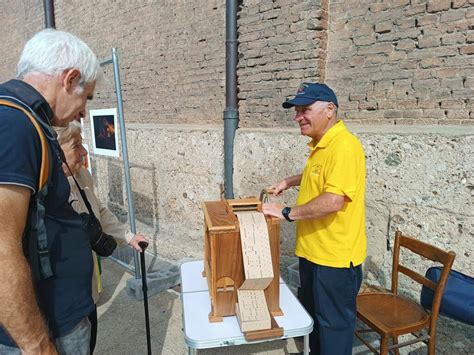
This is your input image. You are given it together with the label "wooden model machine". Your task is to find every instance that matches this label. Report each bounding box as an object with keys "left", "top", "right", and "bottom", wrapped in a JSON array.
[{"left": 202, "top": 197, "right": 283, "bottom": 340}]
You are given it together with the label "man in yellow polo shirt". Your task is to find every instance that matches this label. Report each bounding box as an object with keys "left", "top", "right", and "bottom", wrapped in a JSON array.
[{"left": 263, "top": 82, "right": 366, "bottom": 355}]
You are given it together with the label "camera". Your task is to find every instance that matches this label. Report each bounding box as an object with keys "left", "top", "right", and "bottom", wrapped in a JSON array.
[{"left": 80, "top": 212, "right": 117, "bottom": 257}]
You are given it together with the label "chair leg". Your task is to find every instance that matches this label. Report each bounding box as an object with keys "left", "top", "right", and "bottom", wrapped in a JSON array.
[
  {"left": 392, "top": 336, "right": 400, "bottom": 355},
  {"left": 380, "top": 335, "right": 388, "bottom": 355},
  {"left": 428, "top": 327, "right": 436, "bottom": 355},
  {"left": 428, "top": 336, "right": 436, "bottom": 355}
]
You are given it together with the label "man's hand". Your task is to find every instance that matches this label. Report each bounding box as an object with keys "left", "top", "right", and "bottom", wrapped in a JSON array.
[
  {"left": 266, "top": 180, "right": 288, "bottom": 196},
  {"left": 22, "top": 335, "right": 57, "bottom": 355},
  {"left": 128, "top": 234, "right": 149, "bottom": 252},
  {"left": 262, "top": 202, "right": 285, "bottom": 219},
  {"left": 266, "top": 174, "right": 302, "bottom": 196}
]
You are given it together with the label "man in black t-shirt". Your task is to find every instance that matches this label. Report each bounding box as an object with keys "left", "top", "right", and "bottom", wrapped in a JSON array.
[{"left": 0, "top": 29, "right": 101, "bottom": 355}]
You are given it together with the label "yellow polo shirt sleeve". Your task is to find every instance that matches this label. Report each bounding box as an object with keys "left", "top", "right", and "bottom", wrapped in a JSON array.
[{"left": 324, "top": 143, "right": 358, "bottom": 201}]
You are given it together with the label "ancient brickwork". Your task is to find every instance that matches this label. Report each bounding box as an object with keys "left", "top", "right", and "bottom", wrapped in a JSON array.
[
  {"left": 0, "top": 1, "right": 44, "bottom": 81},
  {"left": 1, "top": 1, "right": 472, "bottom": 126},
  {"left": 326, "top": 0, "right": 474, "bottom": 125},
  {"left": 56, "top": 0, "right": 227, "bottom": 124},
  {"left": 238, "top": 0, "right": 329, "bottom": 127}
]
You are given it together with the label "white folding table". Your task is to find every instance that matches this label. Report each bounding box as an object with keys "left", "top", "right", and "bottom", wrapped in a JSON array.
[{"left": 180, "top": 260, "right": 313, "bottom": 354}]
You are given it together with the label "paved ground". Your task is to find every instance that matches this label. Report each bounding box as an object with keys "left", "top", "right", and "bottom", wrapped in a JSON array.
[
  {"left": 95, "top": 259, "right": 304, "bottom": 355},
  {"left": 94, "top": 258, "right": 472, "bottom": 355}
]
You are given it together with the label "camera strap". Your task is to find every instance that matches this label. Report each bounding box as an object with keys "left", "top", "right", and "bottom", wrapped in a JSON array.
[{"left": 59, "top": 148, "right": 99, "bottom": 221}]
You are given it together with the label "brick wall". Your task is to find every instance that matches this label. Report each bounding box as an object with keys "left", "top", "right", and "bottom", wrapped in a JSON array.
[
  {"left": 0, "top": 1, "right": 43, "bottom": 80},
  {"left": 54, "top": 0, "right": 227, "bottom": 124},
  {"left": 237, "top": 0, "right": 329, "bottom": 127},
  {"left": 326, "top": 0, "right": 474, "bottom": 124},
  {"left": 1, "top": 1, "right": 472, "bottom": 126}
]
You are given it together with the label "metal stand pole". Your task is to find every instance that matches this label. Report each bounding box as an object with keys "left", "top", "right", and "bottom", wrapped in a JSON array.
[{"left": 111, "top": 48, "right": 141, "bottom": 278}]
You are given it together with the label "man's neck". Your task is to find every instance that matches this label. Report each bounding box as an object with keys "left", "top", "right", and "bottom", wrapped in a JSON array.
[
  {"left": 311, "top": 118, "right": 338, "bottom": 143},
  {"left": 22, "top": 74, "right": 58, "bottom": 113}
]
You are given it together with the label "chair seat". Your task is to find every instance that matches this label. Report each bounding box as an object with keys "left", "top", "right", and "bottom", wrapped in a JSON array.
[{"left": 357, "top": 292, "right": 430, "bottom": 336}]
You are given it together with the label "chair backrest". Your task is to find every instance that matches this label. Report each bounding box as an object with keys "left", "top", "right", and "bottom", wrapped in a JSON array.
[{"left": 391, "top": 230, "right": 456, "bottom": 329}]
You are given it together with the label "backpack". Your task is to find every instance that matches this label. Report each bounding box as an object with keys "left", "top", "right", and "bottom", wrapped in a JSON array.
[
  {"left": 0, "top": 96, "right": 53, "bottom": 281},
  {"left": 420, "top": 266, "right": 474, "bottom": 325}
]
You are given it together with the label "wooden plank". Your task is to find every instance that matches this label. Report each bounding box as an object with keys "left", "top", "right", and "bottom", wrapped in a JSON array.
[
  {"left": 244, "top": 315, "right": 283, "bottom": 341},
  {"left": 203, "top": 201, "right": 236, "bottom": 232}
]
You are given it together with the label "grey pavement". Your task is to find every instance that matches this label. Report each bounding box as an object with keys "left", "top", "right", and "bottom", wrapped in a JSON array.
[
  {"left": 95, "top": 258, "right": 303, "bottom": 355},
  {"left": 95, "top": 258, "right": 469, "bottom": 355}
]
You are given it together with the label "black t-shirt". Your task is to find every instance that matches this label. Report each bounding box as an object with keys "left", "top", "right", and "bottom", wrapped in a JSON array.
[{"left": 0, "top": 80, "right": 94, "bottom": 346}]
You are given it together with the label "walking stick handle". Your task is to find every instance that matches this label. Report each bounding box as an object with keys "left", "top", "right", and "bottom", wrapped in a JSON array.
[{"left": 138, "top": 241, "right": 149, "bottom": 251}]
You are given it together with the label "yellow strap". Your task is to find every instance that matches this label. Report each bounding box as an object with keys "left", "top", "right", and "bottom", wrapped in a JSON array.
[{"left": 0, "top": 99, "right": 49, "bottom": 191}]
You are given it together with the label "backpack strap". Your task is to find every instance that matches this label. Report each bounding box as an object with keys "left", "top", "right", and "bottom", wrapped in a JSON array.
[
  {"left": 0, "top": 98, "right": 53, "bottom": 280},
  {"left": 0, "top": 99, "right": 50, "bottom": 191}
]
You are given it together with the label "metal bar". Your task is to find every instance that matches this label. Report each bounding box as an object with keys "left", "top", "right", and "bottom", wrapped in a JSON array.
[
  {"left": 100, "top": 59, "right": 113, "bottom": 67},
  {"left": 303, "top": 334, "right": 309, "bottom": 355},
  {"left": 108, "top": 255, "right": 134, "bottom": 273},
  {"left": 111, "top": 48, "right": 141, "bottom": 278},
  {"left": 43, "top": 0, "right": 55, "bottom": 28},
  {"left": 223, "top": 0, "right": 239, "bottom": 199}
]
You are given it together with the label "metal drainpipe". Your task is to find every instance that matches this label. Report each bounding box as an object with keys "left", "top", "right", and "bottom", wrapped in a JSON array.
[
  {"left": 43, "top": 0, "right": 56, "bottom": 28},
  {"left": 223, "top": 0, "right": 239, "bottom": 199}
]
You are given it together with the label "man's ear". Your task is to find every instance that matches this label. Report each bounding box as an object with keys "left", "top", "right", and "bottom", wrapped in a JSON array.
[{"left": 62, "top": 68, "right": 81, "bottom": 92}]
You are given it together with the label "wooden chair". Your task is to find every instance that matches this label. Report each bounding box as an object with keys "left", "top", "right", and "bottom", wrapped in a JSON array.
[{"left": 355, "top": 230, "right": 455, "bottom": 355}]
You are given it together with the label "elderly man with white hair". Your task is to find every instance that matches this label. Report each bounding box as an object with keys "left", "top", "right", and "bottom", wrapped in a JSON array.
[{"left": 0, "top": 29, "right": 102, "bottom": 354}]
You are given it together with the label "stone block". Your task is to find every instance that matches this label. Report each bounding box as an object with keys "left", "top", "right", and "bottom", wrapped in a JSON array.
[
  {"left": 452, "top": 0, "right": 467, "bottom": 8},
  {"left": 416, "top": 13, "right": 439, "bottom": 26},
  {"left": 460, "top": 45, "right": 474, "bottom": 54},
  {"left": 441, "top": 33, "right": 466, "bottom": 45},
  {"left": 418, "top": 36, "right": 441, "bottom": 48},
  {"left": 375, "top": 21, "right": 392, "bottom": 34},
  {"left": 440, "top": 9, "right": 467, "bottom": 22},
  {"left": 126, "top": 254, "right": 180, "bottom": 301},
  {"left": 446, "top": 109, "right": 470, "bottom": 119},
  {"left": 427, "top": 0, "right": 451, "bottom": 13},
  {"left": 441, "top": 78, "right": 464, "bottom": 89}
]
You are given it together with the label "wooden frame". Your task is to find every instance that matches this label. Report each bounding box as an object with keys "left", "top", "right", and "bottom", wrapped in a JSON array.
[{"left": 202, "top": 197, "right": 283, "bottom": 340}]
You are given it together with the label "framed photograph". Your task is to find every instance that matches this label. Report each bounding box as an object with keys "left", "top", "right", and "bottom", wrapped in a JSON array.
[
  {"left": 80, "top": 117, "right": 85, "bottom": 138},
  {"left": 89, "top": 108, "right": 120, "bottom": 157},
  {"left": 82, "top": 143, "right": 92, "bottom": 174}
]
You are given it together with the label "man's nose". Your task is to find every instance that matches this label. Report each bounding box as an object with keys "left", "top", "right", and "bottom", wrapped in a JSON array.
[{"left": 294, "top": 112, "right": 303, "bottom": 122}]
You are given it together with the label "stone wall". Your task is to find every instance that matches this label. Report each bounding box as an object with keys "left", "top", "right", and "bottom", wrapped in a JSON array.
[{"left": 89, "top": 123, "right": 473, "bottom": 352}]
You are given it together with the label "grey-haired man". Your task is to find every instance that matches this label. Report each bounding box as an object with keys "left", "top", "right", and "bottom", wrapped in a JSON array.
[{"left": 0, "top": 29, "right": 100, "bottom": 355}]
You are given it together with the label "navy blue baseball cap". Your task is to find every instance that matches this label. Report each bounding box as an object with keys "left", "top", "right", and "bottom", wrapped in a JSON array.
[{"left": 283, "top": 82, "right": 338, "bottom": 108}]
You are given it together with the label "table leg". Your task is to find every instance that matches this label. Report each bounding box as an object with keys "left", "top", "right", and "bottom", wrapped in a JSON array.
[
  {"left": 304, "top": 334, "right": 309, "bottom": 355},
  {"left": 188, "top": 346, "right": 197, "bottom": 355}
]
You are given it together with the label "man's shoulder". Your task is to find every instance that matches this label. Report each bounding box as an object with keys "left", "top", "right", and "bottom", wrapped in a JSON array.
[
  {"left": 0, "top": 105, "right": 43, "bottom": 192},
  {"left": 332, "top": 128, "right": 363, "bottom": 151},
  {"left": 0, "top": 104, "right": 40, "bottom": 137}
]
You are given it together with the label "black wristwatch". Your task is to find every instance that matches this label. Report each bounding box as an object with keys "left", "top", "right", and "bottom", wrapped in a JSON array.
[{"left": 282, "top": 207, "right": 294, "bottom": 222}]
